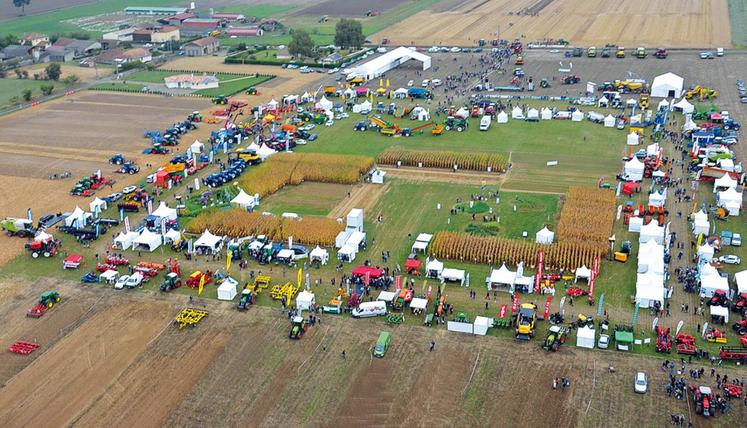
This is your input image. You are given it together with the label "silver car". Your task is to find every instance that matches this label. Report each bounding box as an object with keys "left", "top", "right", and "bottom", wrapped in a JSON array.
[{"left": 634, "top": 371, "right": 648, "bottom": 394}]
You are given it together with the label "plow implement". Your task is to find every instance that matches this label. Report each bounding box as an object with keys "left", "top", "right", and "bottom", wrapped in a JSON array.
[
  {"left": 9, "top": 340, "right": 40, "bottom": 355},
  {"left": 174, "top": 308, "right": 208, "bottom": 328},
  {"left": 27, "top": 304, "right": 49, "bottom": 318},
  {"left": 386, "top": 314, "right": 404, "bottom": 325}
]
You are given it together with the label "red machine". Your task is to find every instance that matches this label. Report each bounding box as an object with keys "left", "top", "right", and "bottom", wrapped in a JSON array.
[
  {"left": 720, "top": 346, "right": 747, "bottom": 363},
  {"left": 692, "top": 386, "right": 716, "bottom": 417},
  {"left": 733, "top": 293, "right": 747, "bottom": 314},
  {"left": 8, "top": 341, "right": 40, "bottom": 355},
  {"left": 186, "top": 270, "right": 213, "bottom": 289},
  {"left": 724, "top": 384, "right": 743, "bottom": 398},
  {"left": 733, "top": 319, "right": 747, "bottom": 335},
  {"left": 95, "top": 263, "right": 118, "bottom": 272},
  {"left": 24, "top": 239, "right": 60, "bottom": 258},
  {"left": 705, "top": 328, "right": 727, "bottom": 343},
  {"left": 566, "top": 287, "right": 588, "bottom": 298},
  {"left": 105, "top": 255, "right": 129, "bottom": 266},
  {"left": 709, "top": 289, "right": 729, "bottom": 307},
  {"left": 405, "top": 259, "right": 421, "bottom": 275},
  {"left": 63, "top": 254, "right": 83, "bottom": 269},
  {"left": 675, "top": 333, "right": 697, "bottom": 355},
  {"left": 655, "top": 326, "right": 671, "bottom": 353}
]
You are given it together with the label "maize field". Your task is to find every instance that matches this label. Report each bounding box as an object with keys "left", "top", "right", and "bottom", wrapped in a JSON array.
[
  {"left": 377, "top": 149, "right": 507, "bottom": 172},
  {"left": 238, "top": 153, "right": 374, "bottom": 198},
  {"left": 556, "top": 187, "right": 615, "bottom": 247},
  {"left": 187, "top": 209, "right": 343, "bottom": 246},
  {"left": 430, "top": 232, "right": 602, "bottom": 270}
]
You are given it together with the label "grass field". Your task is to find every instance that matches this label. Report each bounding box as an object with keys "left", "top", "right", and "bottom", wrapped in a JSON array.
[
  {"left": 728, "top": 0, "right": 747, "bottom": 47},
  {"left": 0, "top": 0, "right": 176, "bottom": 36},
  {"left": 0, "top": 78, "right": 58, "bottom": 109},
  {"left": 114, "top": 71, "right": 273, "bottom": 97}
]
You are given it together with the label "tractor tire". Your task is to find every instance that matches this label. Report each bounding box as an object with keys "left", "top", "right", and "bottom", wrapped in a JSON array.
[
  {"left": 445, "top": 125, "right": 451, "bottom": 131},
  {"left": 128, "top": 170, "right": 135, "bottom": 175},
  {"left": 176, "top": 280, "right": 182, "bottom": 288},
  {"left": 55, "top": 296, "right": 61, "bottom": 303},
  {"left": 43, "top": 251, "right": 51, "bottom": 258},
  {"left": 32, "top": 252, "right": 40, "bottom": 259},
  {"left": 47, "top": 302, "right": 54, "bottom": 308},
  {"left": 457, "top": 126, "right": 464, "bottom": 132}
]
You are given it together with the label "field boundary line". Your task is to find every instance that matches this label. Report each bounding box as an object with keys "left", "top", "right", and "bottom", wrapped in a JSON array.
[
  {"left": 298, "top": 325, "right": 331, "bottom": 373},
  {"left": 585, "top": 358, "right": 596, "bottom": 415},
  {"left": 461, "top": 348, "right": 481, "bottom": 396},
  {"left": 499, "top": 188, "right": 565, "bottom": 195}
]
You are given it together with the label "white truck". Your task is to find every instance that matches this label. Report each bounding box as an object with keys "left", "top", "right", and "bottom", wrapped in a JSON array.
[
  {"left": 352, "top": 301, "right": 387, "bottom": 318},
  {"left": 479, "top": 115, "right": 492, "bottom": 131}
]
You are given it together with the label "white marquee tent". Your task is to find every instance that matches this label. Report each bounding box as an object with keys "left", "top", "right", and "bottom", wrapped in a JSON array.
[
  {"left": 152, "top": 201, "right": 177, "bottom": 221},
  {"left": 658, "top": 99, "right": 671, "bottom": 111},
  {"left": 296, "top": 291, "right": 316, "bottom": 311},
  {"left": 635, "top": 274, "right": 665, "bottom": 308},
  {"left": 734, "top": 269, "right": 747, "bottom": 294},
  {"left": 604, "top": 114, "right": 615, "bottom": 127},
  {"left": 697, "top": 242, "right": 715, "bottom": 262},
  {"left": 349, "top": 46, "right": 431, "bottom": 80},
  {"left": 575, "top": 265, "right": 592, "bottom": 282},
  {"left": 190, "top": 140, "right": 205, "bottom": 154},
  {"left": 692, "top": 210, "right": 710, "bottom": 235},
  {"left": 651, "top": 72, "right": 684, "bottom": 98},
  {"left": 714, "top": 174, "right": 738, "bottom": 193},
  {"left": 639, "top": 221, "right": 664, "bottom": 244},
  {"left": 441, "top": 268, "right": 465, "bottom": 284},
  {"left": 217, "top": 278, "right": 238, "bottom": 301},
  {"left": 541, "top": 107, "right": 552, "bottom": 120},
  {"left": 598, "top": 96, "right": 609, "bottom": 108},
  {"left": 717, "top": 187, "right": 742, "bottom": 215},
  {"left": 267, "top": 99, "right": 279, "bottom": 110},
  {"left": 65, "top": 206, "right": 92, "bottom": 228},
  {"left": 535, "top": 226, "right": 554, "bottom": 244},
  {"left": 352, "top": 100, "right": 372, "bottom": 113},
  {"left": 626, "top": 132, "right": 640, "bottom": 146},
  {"left": 134, "top": 228, "right": 161, "bottom": 252},
  {"left": 194, "top": 229, "right": 223, "bottom": 254},
  {"left": 527, "top": 108, "right": 539, "bottom": 121},
  {"left": 571, "top": 110, "right": 584, "bottom": 122},
  {"left": 700, "top": 264, "right": 729, "bottom": 298},
  {"left": 231, "top": 188, "right": 257, "bottom": 210},
  {"left": 511, "top": 106, "right": 524, "bottom": 119},
  {"left": 315, "top": 96, "right": 333, "bottom": 111},
  {"left": 89, "top": 197, "right": 107, "bottom": 213},
  {"left": 426, "top": 258, "right": 444, "bottom": 278},
  {"left": 673, "top": 98, "right": 694, "bottom": 114},
  {"left": 163, "top": 228, "right": 181, "bottom": 244},
  {"left": 576, "top": 326, "right": 595, "bottom": 349},
  {"left": 496, "top": 110, "right": 508, "bottom": 123},
  {"left": 487, "top": 264, "right": 516, "bottom": 291},
  {"left": 114, "top": 231, "right": 139, "bottom": 250},
  {"left": 624, "top": 157, "right": 645, "bottom": 181},
  {"left": 648, "top": 190, "right": 666, "bottom": 208},
  {"left": 310, "top": 246, "right": 329, "bottom": 265}
]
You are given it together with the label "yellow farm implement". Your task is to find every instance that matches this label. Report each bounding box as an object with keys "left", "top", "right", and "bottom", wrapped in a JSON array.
[
  {"left": 174, "top": 308, "right": 208, "bottom": 328},
  {"left": 270, "top": 282, "right": 299, "bottom": 303}
]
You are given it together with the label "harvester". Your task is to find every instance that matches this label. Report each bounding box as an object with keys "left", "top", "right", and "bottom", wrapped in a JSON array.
[
  {"left": 2, "top": 217, "right": 36, "bottom": 237},
  {"left": 289, "top": 316, "right": 307, "bottom": 339},
  {"left": 27, "top": 291, "right": 61, "bottom": 318},
  {"left": 543, "top": 325, "right": 569, "bottom": 351},
  {"left": 515, "top": 303, "right": 537, "bottom": 340}
]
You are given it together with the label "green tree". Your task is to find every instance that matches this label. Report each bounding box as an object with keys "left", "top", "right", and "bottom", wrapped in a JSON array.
[
  {"left": 13, "top": 0, "right": 30, "bottom": 16},
  {"left": 334, "top": 18, "right": 364, "bottom": 49},
  {"left": 288, "top": 29, "right": 314, "bottom": 58},
  {"left": 9, "top": 96, "right": 19, "bottom": 105},
  {"left": 62, "top": 74, "right": 79, "bottom": 87},
  {"left": 21, "top": 88, "right": 32, "bottom": 102},
  {"left": 40, "top": 84, "right": 54, "bottom": 95},
  {"left": 0, "top": 33, "right": 16, "bottom": 48},
  {"left": 45, "top": 62, "right": 61, "bottom": 81}
]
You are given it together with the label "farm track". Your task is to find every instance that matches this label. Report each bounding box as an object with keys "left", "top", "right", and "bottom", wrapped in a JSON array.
[
  {"left": 327, "top": 182, "right": 389, "bottom": 219},
  {"left": 381, "top": 166, "right": 504, "bottom": 185}
]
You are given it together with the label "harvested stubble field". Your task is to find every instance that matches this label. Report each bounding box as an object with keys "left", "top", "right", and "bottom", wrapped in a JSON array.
[
  {"left": 375, "top": 0, "right": 731, "bottom": 48},
  {"left": 0, "top": 279, "right": 743, "bottom": 427}
]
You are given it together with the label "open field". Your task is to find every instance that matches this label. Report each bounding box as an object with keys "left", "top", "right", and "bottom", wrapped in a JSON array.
[
  {"left": 0, "top": 279, "right": 743, "bottom": 427},
  {"left": 262, "top": 182, "right": 352, "bottom": 216},
  {"left": 122, "top": 70, "right": 274, "bottom": 97},
  {"left": 374, "top": 0, "right": 732, "bottom": 48}
]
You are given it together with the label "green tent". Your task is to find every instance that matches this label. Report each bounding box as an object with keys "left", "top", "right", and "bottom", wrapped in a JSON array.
[{"left": 614, "top": 330, "right": 634, "bottom": 351}]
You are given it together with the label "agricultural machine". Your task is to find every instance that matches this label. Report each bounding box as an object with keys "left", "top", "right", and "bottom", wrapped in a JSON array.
[
  {"left": 289, "top": 316, "right": 308, "bottom": 339},
  {"left": 174, "top": 308, "right": 208, "bottom": 328},
  {"left": 692, "top": 386, "right": 716, "bottom": 417},
  {"left": 733, "top": 293, "right": 747, "bottom": 314},
  {"left": 705, "top": 328, "right": 727, "bottom": 343},
  {"left": 246, "top": 87, "right": 259, "bottom": 95},
  {"left": 655, "top": 326, "right": 671, "bottom": 353},
  {"left": 116, "top": 162, "right": 140, "bottom": 175},
  {"left": 186, "top": 271, "right": 212, "bottom": 289},
  {"left": 542, "top": 325, "right": 569, "bottom": 351},
  {"left": 719, "top": 346, "right": 747, "bottom": 363},
  {"left": 444, "top": 116, "right": 468, "bottom": 132},
  {"left": 732, "top": 319, "right": 747, "bottom": 335},
  {"left": 1, "top": 217, "right": 36, "bottom": 237},
  {"left": 25, "top": 238, "right": 60, "bottom": 258},
  {"left": 236, "top": 289, "right": 256, "bottom": 310},
  {"left": 160, "top": 272, "right": 182, "bottom": 292},
  {"left": 391, "top": 288, "right": 413, "bottom": 311},
  {"left": 515, "top": 303, "right": 537, "bottom": 340},
  {"left": 676, "top": 333, "right": 697, "bottom": 355},
  {"left": 187, "top": 111, "right": 202, "bottom": 122},
  {"left": 709, "top": 289, "right": 729, "bottom": 307},
  {"left": 213, "top": 95, "right": 229, "bottom": 105},
  {"left": 109, "top": 153, "right": 126, "bottom": 165},
  {"left": 8, "top": 341, "right": 40, "bottom": 355},
  {"left": 27, "top": 291, "right": 61, "bottom": 318},
  {"left": 562, "top": 75, "right": 580, "bottom": 85},
  {"left": 81, "top": 272, "right": 98, "bottom": 283}
]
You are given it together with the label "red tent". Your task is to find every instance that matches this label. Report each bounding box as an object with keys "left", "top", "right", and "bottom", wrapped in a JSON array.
[
  {"left": 154, "top": 170, "right": 170, "bottom": 188},
  {"left": 622, "top": 182, "right": 639, "bottom": 196},
  {"left": 710, "top": 112, "right": 723, "bottom": 123},
  {"left": 405, "top": 259, "right": 421, "bottom": 272},
  {"left": 352, "top": 266, "right": 384, "bottom": 278}
]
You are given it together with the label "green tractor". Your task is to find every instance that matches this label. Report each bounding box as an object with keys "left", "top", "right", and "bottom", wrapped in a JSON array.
[
  {"left": 313, "top": 114, "right": 327, "bottom": 125},
  {"left": 40, "top": 291, "right": 61, "bottom": 308},
  {"left": 237, "top": 289, "right": 256, "bottom": 310},
  {"left": 444, "top": 116, "right": 468, "bottom": 132},
  {"left": 540, "top": 79, "right": 550, "bottom": 89},
  {"left": 1, "top": 217, "right": 36, "bottom": 238},
  {"left": 246, "top": 86, "right": 258, "bottom": 95},
  {"left": 289, "top": 316, "right": 307, "bottom": 339},
  {"left": 160, "top": 272, "right": 182, "bottom": 292},
  {"left": 213, "top": 95, "right": 229, "bottom": 105},
  {"left": 543, "top": 325, "right": 569, "bottom": 351}
]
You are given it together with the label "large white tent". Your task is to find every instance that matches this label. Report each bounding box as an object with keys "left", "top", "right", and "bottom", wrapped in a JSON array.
[
  {"left": 576, "top": 326, "right": 595, "bottom": 349},
  {"left": 648, "top": 189, "right": 666, "bottom": 208},
  {"left": 487, "top": 264, "right": 516, "bottom": 291},
  {"left": 673, "top": 98, "right": 694, "bottom": 114},
  {"left": 535, "top": 226, "right": 554, "bottom": 244},
  {"left": 624, "top": 157, "right": 645, "bottom": 181},
  {"left": 697, "top": 242, "right": 715, "bottom": 262},
  {"left": 575, "top": 265, "right": 592, "bottom": 282},
  {"left": 651, "top": 72, "right": 684, "bottom": 98},
  {"left": 426, "top": 258, "right": 444, "bottom": 278},
  {"left": 734, "top": 269, "right": 747, "bottom": 294},
  {"left": 114, "top": 231, "right": 138, "bottom": 250},
  {"left": 163, "top": 228, "right": 181, "bottom": 244},
  {"left": 217, "top": 279, "right": 238, "bottom": 301},
  {"left": 692, "top": 210, "right": 710, "bottom": 235},
  {"left": 441, "top": 268, "right": 465, "bottom": 284},
  {"left": 231, "top": 188, "right": 256, "bottom": 210},
  {"left": 315, "top": 96, "right": 333, "bottom": 111},
  {"left": 635, "top": 274, "right": 665, "bottom": 308},
  {"left": 152, "top": 201, "right": 177, "bottom": 221},
  {"left": 710, "top": 305, "right": 729, "bottom": 324},
  {"left": 700, "top": 264, "right": 729, "bottom": 298},
  {"left": 310, "top": 246, "right": 329, "bottom": 265},
  {"left": 639, "top": 221, "right": 664, "bottom": 244},
  {"left": 194, "top": 229, "right": 223, "bottom": 254},
  {"left": 714, "top": 174, "right": 738, "bottom": 193},
  {"left": 65, "top": 206, "right": 92, "bottom": 228},
  {"left": 349, "top": 46, "right": 431, "bottom": 80},
  {"left": 134, "top": 228, "right": 161, "bottom": 252},
  {"left": 296, "top": 291, "right": 316, "bottom": 311},
  {"left": 527, "top": 108, "right": 539, "bottom": 121},
  {"left": 717, "top": 187, "right": 742, "bottom": 215},
  {"left": 352, "top": 100, "right": 372, "bottom": 114}
]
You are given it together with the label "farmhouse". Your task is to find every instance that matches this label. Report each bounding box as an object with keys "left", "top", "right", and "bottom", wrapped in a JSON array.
[
  {"left": 124, "top": 6, "right": 188, "bottom": 15},
  {"left": 20, "top": 33, "right": 49, "bottom": 48},
  {"left": 102, "top": 28, "right": 136, "bottom": 44},
  {"left": 183, "top": 37, "right": 220, "bottom": 57},
  {"left": 349, "top": 46, "right": 431, "bottom": 80},
  {"left": 96, "top": 48, "right": 152, "bottom": 65},
  {"left": 132, "top": 26, "right": 181, "bottom": 43},
  {"left": 164, "top": 74, "right": 220, "bottom": 90}
]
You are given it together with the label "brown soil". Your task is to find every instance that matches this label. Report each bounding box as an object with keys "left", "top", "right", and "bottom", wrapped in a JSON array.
[
  {"left": 294, "top": 0, "right": 405, "bottom": 17},
  {"left": 327, "top": 182, "right": 388, "bottom": 219}
]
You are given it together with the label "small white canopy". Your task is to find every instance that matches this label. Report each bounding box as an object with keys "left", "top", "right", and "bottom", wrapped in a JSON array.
[
  {"left": 628, "top": 216, "right": 644, "bottom": 233},
  {"left": 488, "top": 264, "right": 516, "bottom": 287},
  {"left": 100, "top": 269, "right": 119, "bottom": 284},
  {"left": 651, "top": 72, "right": 684, "bottom": 98},
  {"left": 648, "top": 189, "right": 666, "bottom": 208},
  {"left": 527, "top": 108, "right": 539, "bottom": 120},
  {"left": 163, "top": 228, "right": 181, "bottom": 244},
  {"left": 310, "top": 246, "right": 329, "bottom": 265},
  {"left": 301, "top": 91, "right": 312, "bottom": 101},
  {"left": 134, "top": 228, "right": 161, "bottom": 252},
  {"left": 714, "top": 174, "right": 738, "bottom": 192},
  {"left": 626, "top": 132, "right": 640, "bottom": 146},
  {"left": 700, "top": 268, "right": 729, "bottom": 298},
  {"left": 217, "top": 278, "right": 238, "bottom": 301},
  {"left": 338, "top": 244, "right": 356, "bottom": 262},
  {"left": 89, "top": 197, "right": 107, "bottom": 213},
  {"left": 410, "top": 297, "right": 428, "bottom": 310},
  {"left": 575, "top": 265, "right": 592, "bottom": 281},
  {"left": 571, "top": 110, "right": 584, "bottom": 122},
  {"left": 598, "top": 96, "right": 609, "bottom": 107},
  {"left": 717, "top": 187, "right": 742, "bottom": 215},
  {"left": 231, "top": 188, "right": 256, "bottom": 210},
  {"left": 257, "top": 144, "right": 277, "bottom": 159},
  {"left": 535, "top": 226, "right": 554, "bottom": 244},
  {"left": 683, "top": 114, "right": 698, "bottom": 131},
  {"left": 624, "top": 156, "right": 645, "bottom": 181},
  {"left": 496, "top": 110, "right": 508, "bottom": 123},
  {"left": 343, "top": 88, "right": 356, "bottom": 98},
  {"left": 377, "top": 291, "right": 396, "bottom": 302},
  {"left": 697, "top": 243, "right": 715, "bottom": 262},
  {"left": 441, "top": 268, "right": 465, "bottom": 283},
  {"left": 604, "top": 114, "right": 615, "bottom": 127},
  {"left": 673, "top": 98, "right": 694, "bottom": 114},
  {"left": 190, "top": 140, "right": 205, "bottom": 154},
  {"left": 639, "top": 221, "right": 665, "bottom": 244},
  {"left": 114, "top": 231, "right": 138, "bottom": 250},
  {"left": 393, "top": 87, "right": 408, "bottom": 95},
  {"left": 541, "top": 107, "right": 552, "bottom": 120},
  {"left": 576, "top": 325, "right": 595, "bottom": 349},
  {"left": 710, "top": 304, "right": 729, "bottom": 323},
  {"left": 152, "top": 201, "right": 177, "bottom": 220},
  {"left": 454, "top": 107, "right": 469, "bottom": 119},
  {"left": 412, "top": 240, "right": 428, "bottom": 253},
  {"left": 692, "top": 215, "right": 710, "bottom": 235},
  {"left": 511, "top": 106, "right": 524, "bottom": 119},
  {"left": 734, "top": 269, "right": 747, "bottom": 293},
  {"left": 276, "top": 249, "right": 294, "bottom": 260},
  {"left": 267, "top": 98, "right": 279, "bottom": 109},
  {"left": 296, "top": 291, "right": 315, "bottom": 311},
  {"left": 315, "top": 96, "right": 333, "bottom": 111},
  {"left": 426, "top": 258, "right": 444, "bottom": 278},
  {"left": 65, "top": 206, "right": 92, "bottom": 228},
  {"left": 194, "top": 229, "right": 222, "bottom": 252},
  {"left": 352, "top": 100, "right": 372, "bottom": 113},
  {"left": 657, "top": 99, "right": 670, "bottom": 110}
]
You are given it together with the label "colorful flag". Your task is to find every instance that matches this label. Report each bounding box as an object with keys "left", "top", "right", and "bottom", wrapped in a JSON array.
[
  {"left": 499, "top": 304, "right": 507, "bottom": 318},
  {"left": 198, "top": 274, "right": 205, "bottom": 296},
  {"left": 511, "top": 293, "right": 519, "bottom": 315},
  {"left": 226, "top": 250, "right": 232, "bottom": 270},
  {"left": 297, "top": 268, "right": 302, "bottom": 288}
]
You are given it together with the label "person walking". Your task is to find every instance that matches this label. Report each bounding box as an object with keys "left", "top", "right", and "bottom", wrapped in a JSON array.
[{"left": 430, "top": 341, "right": 435, "bottom": 352}]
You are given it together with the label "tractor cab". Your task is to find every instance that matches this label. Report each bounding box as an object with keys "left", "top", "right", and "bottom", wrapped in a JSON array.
[
  {"left": 160, "top": 272, "right": 182, "bottom": 292},
  {"left": 237, "top": 289, "right": 256, "bottom": 310},
  {"left": 693, "top": 386, "right": 715, "bottom": 417},
  {"left": 543, "top": 325, "right": 568, "bottom": 351},
  {"left": 39, "top": 291, "right": 61, "bottom": 308},
  {"left": 289, "top": 316, "right": 307, "bottom": 339},
  {"left": 515, "top": 303, "right": 537, "bottom": 340}
]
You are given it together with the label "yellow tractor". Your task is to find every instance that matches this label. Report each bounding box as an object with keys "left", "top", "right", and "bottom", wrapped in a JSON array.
[
  {"left": 685, "top": 86, "right": 718, "bottom": 101},
  {"left": 515, "top": 303, "right": 537, "bottom": 340}
]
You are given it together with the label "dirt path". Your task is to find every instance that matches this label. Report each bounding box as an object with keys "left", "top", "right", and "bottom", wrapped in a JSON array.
[
  {"left": 381, "top": 166, "right": 504, "bottom": 185},
  {"left": 327, "top": 182, "right": 389, "bottom": 219}
]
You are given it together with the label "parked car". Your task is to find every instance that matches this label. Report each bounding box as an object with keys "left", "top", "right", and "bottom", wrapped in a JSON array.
[
  {"left": 105, "top": 192, "right": 122, "bottom": 202},
  {"left": 115, "top": 275, "right": 130, "bottom": 290},
  {"left": 718, "top": 255, "right": 741, "bottom": 265},
  {"left": 598, "top": 334, "right": 610, "bottom": 349},
  {"left": 122, "top": 186, "right": 137, "bottom": 194},
  {"left": 126, "top": 272, "right": 144, "bottom": 289},
  {"left": 407, "top": 80, "right": 414, "bottom": 87},
  {"left": 634, "top": 372, "right": 648, "bottom": 393},
  {"left": 450, "top": 47, "right": 461, "bottom": 53},
  {"left": 700, "top": 51, "right": 714, "bottom": 59}
]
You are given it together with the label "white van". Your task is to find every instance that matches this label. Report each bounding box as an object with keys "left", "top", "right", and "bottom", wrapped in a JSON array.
[
  {"left": 717, "top": 47, "right": 724, "bottom": 57},
  {"left": 479, "top": 115, "right": 492, "bottom": 131},
  {"left": 352, "top": 301, "right": 387, "bottom": 318},
  {"left": 432, "top": 79, "right": 442, "bottom": 87},
  {"left": 422, "top": 79, "right": 430, "bottom": 87}
]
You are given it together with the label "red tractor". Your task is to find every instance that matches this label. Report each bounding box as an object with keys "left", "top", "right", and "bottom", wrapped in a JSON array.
[
  {"left": 692, "top": 386, "right": 716, "bottom": 417},
  {"left": 675, "top": 333, "right": 697, "bottom": 355},
  {"left": 733, "top": 319, "right": 747, "bottom": 335},
  {"left": 655, "top": 326, "right": 672, "bottom": 353},
  {"left": 25, "top": 239, "right": 60, "bottom": 258},
  {"left": 733, "top": 292, "right": 747, "bottom": 314},
  {"left": 709, "top": 289, "right": 729, "bottom": 307}
]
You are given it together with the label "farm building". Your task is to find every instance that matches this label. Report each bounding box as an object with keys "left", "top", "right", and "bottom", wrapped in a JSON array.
[
  {"left": 45, "top": 46, "right": 74, "bottom": 62},
  {"left": 181, "top": 18, "right": 221, "bottom": 30},
  {"left": 132, "top": 26, "right": 180, "bottom": 43},
  {"left": 650, "top": 72, "right": 684, "bottom": 98},
  {"left": 52, "top": 39, "right": 101, "bottom": 58},
  {"left": 349, "top": 46, "right": 431, "bottom": 80},
  {"left": 102, "top": 28, "right": 136, "bottom": 43},
  {"left": 212, "top": 13, "right": 247, "bottom": 22},
  {"left": 226, "top": 28, "right": 264, "bottom": 37},
  {"left": 183, "top": 37, "right": 220, "bottom": 56},
  {"left": 124, "top": 6, "right": 187, "bottom": 15},
  {"left": 164, "top": 74, "right": 219, "bottom": 90},
  {"left": 20, "top": 33, "right": 49, "bottom": 48},
  {"left": 160, "top": 12, "right": 196, "bottom": 25},
  {"left": 96, "top": 48, "right": 152, "bottom": 65}
]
